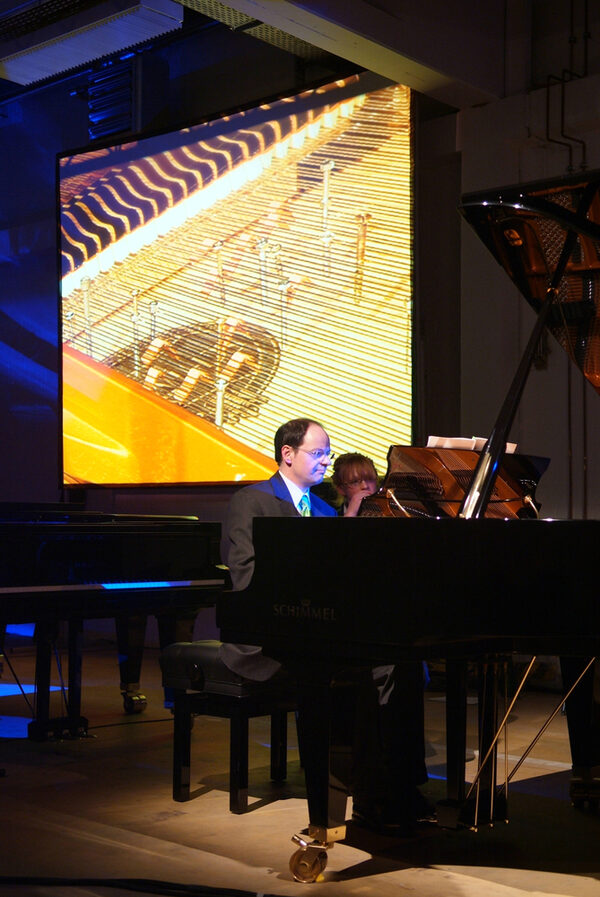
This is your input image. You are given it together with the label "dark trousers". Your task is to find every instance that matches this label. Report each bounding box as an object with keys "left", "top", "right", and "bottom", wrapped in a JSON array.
[{"left": 116, "top": 613, "right": 196, "bottom": 693}]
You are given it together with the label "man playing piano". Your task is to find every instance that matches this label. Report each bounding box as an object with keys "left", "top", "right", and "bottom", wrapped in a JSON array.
[
  {"left": 219, "top": 418, "right": 337, "bottom": 680},
  {"left": 220, "top": 418, "right": 433, "bottom": 836}
]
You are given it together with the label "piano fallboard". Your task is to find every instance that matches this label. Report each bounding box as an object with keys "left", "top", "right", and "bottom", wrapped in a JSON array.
[
  {"left": 217, "top": 516, "right": 600, "bottom": 662},
  {"left": 0, "top": 517, "right": 223, "bottom": 622}
]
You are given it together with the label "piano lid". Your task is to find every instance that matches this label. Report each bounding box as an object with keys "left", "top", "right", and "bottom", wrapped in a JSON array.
[{"left": 460, "top": 171, "right": 600, "bottom": 394}]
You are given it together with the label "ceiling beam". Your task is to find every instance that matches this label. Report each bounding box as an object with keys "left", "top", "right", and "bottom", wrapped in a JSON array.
[{"left": 209, "top": 0, "right": 504, "bottom": 108}]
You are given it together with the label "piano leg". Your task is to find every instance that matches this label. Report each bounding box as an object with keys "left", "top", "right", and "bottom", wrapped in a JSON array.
[
  {"left": 295, "top": 670, "right": 349, "bottom": 836},
  {"left": 561, "top": 656, "right": 600, "bottom": 808},
  {"left": 66, "top": 618, "right": 87, "bottom": 737},
  {"left": 473, "top": 658, "right": 508, "bottom": 827},
  {"left": 436, "top": 658, "right": 468, "bottom": 827},
  {"left": 290, "top": 666, "right": 350, "bottom": 882},
  {"left": 28, "top": 621, "right": 54, "bottom": 740},
  {"left": 449, "top": 656, "right": 510, "bottom": 830},
  {"left": 437, "top": 656, "right": 510, "bottom": 830},
  {"left": 28, "top": 620, "right": 88, "bottom": 741}
]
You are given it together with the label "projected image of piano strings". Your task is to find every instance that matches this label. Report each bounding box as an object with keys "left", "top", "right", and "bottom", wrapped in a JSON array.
[{"left": 59, "top": 74, "right": 412, "bottom": 484}]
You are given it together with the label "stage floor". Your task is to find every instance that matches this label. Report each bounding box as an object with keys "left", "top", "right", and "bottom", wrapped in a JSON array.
[{"left": 0, "top": 644, "right": 599, "bottom": 897}]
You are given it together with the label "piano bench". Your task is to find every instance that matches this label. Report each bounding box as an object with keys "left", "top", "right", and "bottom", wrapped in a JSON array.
[{"left": 160, "top": 640, "right": 296, "bottom": 814}]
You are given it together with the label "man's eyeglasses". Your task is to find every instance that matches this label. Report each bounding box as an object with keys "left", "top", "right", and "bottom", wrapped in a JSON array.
[{"left": 298, "top": 448, "right": 336, "bottom": 461}]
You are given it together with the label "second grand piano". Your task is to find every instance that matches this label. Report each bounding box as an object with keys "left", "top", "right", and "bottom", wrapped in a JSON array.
[{"left": 0, "top": 506, "right": 223, "bottom": 739}]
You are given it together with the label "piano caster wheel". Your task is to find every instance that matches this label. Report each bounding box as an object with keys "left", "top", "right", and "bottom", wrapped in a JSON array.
[
  {"left": 289, "top": 835, "right": 330, "bottom": 883},
  {"left": 122, "top": 691, "right": 147, "bottom": 714}
]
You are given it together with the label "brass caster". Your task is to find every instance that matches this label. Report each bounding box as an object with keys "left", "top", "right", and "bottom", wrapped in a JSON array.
[
  {"left": 122, "top": 691, "right": 147, "bottom": 714},
  {"left": 289, "top": 834, "right": 330, "bottom": 883}
]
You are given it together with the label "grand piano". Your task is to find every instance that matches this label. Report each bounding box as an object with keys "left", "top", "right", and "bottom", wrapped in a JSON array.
[
  {"left": 0, "top": 505, "right": 223, "bottom": 739},
  {"left": 217, "top": 170, "right": 600, "bottom": 881}
]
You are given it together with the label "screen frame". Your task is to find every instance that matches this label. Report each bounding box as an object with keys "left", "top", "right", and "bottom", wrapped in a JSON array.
[{"left": 57, "top": 69, "right": 413, "bottom": 489}]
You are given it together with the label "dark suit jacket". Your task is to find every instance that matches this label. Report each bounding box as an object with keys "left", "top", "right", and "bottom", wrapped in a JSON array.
[{"left": 219, "top": 471, "right": 335, "bottom": 679}]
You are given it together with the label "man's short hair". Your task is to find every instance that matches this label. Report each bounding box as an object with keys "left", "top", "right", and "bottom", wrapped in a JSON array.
[{"left": 274, "top": 418, "right": 322, "bottom": 463}]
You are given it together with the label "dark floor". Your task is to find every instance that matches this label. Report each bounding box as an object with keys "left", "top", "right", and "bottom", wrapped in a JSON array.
[{"left": 1, "top": 641, "right": 600, "bottom": 897}]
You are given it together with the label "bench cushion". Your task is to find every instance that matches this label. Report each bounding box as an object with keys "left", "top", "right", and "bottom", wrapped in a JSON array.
[{"left": 160, "top": 640, "right": 289, "bottom": 698}]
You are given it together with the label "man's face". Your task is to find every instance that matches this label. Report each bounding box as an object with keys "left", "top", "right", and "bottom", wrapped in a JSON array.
[{"left": 280, "top": 423, "right": 332, "bottom": 490}]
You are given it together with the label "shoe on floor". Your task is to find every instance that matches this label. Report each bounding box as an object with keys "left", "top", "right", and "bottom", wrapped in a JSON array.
[{"left": 414, "top": 788, "right": 437, "bottom": 823}]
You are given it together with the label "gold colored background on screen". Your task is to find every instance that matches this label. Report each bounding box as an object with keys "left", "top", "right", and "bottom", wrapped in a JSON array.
[{"left": 61, "top": 79, "right": 412, "bottom": 484}]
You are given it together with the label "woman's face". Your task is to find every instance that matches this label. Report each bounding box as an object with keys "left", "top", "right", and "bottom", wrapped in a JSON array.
[{"left": 337, "top": 465, "right": 378, "bottom": 501}]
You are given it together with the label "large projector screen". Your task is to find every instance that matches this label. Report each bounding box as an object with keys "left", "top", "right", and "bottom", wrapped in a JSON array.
[{"left": 59, "top": 72, "right": 413, "bottom": 485}]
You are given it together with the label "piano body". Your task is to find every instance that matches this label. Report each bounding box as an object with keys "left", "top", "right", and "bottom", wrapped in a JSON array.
[
  {"left": 0, "top": 505, "right": 223, "bottom": 739},
  {"left": 359, "top": 443, "right": 548, "bottom": 520},
  {"left": 217, "top": 170, "right": 600, "bottom": 880}
]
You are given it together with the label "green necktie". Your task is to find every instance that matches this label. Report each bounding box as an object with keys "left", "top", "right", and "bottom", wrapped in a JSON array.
[{"left": 299, "top": 495, "right": 311, "bottom": 517}]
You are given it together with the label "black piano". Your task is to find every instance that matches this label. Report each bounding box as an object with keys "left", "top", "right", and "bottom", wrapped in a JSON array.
[
  {"left": 217, "top": 170, "right": 600, "bottom": 881},
  {"left": 0, "top": 505, "right": 223, "bottom": 739}
]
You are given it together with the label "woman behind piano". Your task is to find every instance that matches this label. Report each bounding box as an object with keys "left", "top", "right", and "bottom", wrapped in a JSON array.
[{"left": 331, "top": 452, "right": 379, "bottom": 517}]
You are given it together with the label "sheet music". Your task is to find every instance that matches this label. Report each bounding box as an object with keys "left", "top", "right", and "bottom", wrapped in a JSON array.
[{"left": 427, "top": 435, "right": 517, "bottom": 453}]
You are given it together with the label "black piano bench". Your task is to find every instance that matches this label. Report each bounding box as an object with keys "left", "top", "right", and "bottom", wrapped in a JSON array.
[{"left": 159, "top": 640, "right": 296, "bottom": 814}]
